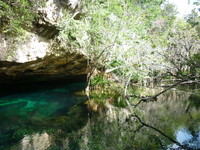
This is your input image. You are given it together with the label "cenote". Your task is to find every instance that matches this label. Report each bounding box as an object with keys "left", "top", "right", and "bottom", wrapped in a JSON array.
[
  {"left": 0, "top": 82, "right": 88, "bottom": 150},
  {"left": 0, "top": 83, "right": 200, "bottom": 150}
]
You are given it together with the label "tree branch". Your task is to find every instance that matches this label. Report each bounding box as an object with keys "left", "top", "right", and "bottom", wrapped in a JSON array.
[
  {"left": 132, "top": 80, "right": 187, "bottom": 107},
  {"left": 132, "top": 113, "right": 189, "bottom": 149}
]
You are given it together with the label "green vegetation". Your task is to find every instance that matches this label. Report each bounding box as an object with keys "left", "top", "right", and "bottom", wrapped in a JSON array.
[
  {"left": 0, "top": 0, "right": 33, "bottom": 35},
  {"left": 0, "top": 1, "right": 200, "bottom": 149},
  {"left": 1, "top": 0, "right": 199, "bottom": 88},
  {"left": 0, "top": 0, "right": 46, "bottom": 36},
  {"left": 55, "top": 0, "right": 199, "bottom": 90}
]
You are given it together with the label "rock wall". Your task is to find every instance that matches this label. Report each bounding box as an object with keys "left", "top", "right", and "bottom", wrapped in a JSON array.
[
  {"left": 0, "top": 52, "right": 87, "bottom": 83},
  {"left": 0, "top": 32, "right": 50, "bottom": 63},
  {"left": 0, "top": 0, "right": 88, "bottom": 90},
  {"left": 0, "top": 0, "right": 81, "bottom": 63},
  {"left": 0, "top": 52, "right": 87, "bottom": 97}
]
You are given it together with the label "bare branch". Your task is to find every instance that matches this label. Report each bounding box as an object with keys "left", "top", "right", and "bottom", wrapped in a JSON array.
[
  {"left": 132, "top": 80, "right": 187, "bottom": 107},
  {"left": 132, "top": 113, "right": 189, "bottom": 149},
  {"left": 105, "top": 65, "right": 125, "bottom": 73}
]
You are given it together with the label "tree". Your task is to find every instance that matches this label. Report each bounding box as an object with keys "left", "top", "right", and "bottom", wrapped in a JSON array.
[
  {"left": 187, "top": 15, "right": 200, "bottom": 37},
  {"left": 55, "top": 0, "right": 179, "bottom": 93},
  {"left": 161, "top": 20, "right": 200, "bottom": 80}
]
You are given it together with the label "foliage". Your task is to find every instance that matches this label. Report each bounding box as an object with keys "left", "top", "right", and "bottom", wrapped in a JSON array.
[
  {"left": 1, "top": 0, "right": 198, "bottom": 86},
  {"left": 56, "top": 14, "right": 90, "bottom": 53},
  {"left": 0, "top": 0, "right": 46, "bottom": 36},
  {"left": 56, "top": 0, "right": 178, "bottom": 88},
  {"left": 91, "top": 75, "right": 110, "bottom": 87},
  {"left": 161, "top": 20, "right": 200, "bottom": 79},
  {"left": 186, "top": 1, "right": 200, "bottom": 37}
]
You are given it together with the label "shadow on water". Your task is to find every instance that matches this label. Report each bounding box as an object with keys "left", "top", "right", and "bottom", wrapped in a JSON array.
[
  {"left": 0, "top": 82, "right": 88, "bottom": 150},
  {"left": 0, "top": 74, "right": 87, "bottom": 98},
  {"left": 0, "top": 82, "right": 200, "bottom": 150}
]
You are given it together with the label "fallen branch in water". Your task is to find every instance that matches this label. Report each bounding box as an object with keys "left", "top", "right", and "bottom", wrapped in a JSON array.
[
  {"left": 125, "top": 79, "right": 200, "bottom": 108},
  {"left": 132, "top": 113, "right": 189, "bottom": 150}
]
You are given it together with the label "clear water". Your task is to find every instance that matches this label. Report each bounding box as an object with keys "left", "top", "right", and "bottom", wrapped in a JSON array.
[
  {"left": 0, "top": 83, "right": 200, "bottom": 150},
  {"left": 0, "top": 82, "right": 88, "bottom": 150}
]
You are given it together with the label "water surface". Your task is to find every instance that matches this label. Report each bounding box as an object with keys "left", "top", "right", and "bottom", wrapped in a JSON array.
[
  {"left": 0, "top": 82, "right": 88, "bottom": 150},
  {"left": 0, "top": 83, "right": 200, "bottom": 150}
]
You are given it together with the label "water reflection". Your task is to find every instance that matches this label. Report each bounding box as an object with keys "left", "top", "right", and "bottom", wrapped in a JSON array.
[
  {"left": 135, "top": 86, "right": 200, "bottom": 149},
  {"left": 21, "top": 132, "right": 51, "bottom": 150},
  {"left": 0, "top": 83, "right": 200, "bottom": 149},
  {"left": 87, "top": 99, "right": 131, "bottom": 122},
  {"left": 0, "top": 83, "right": 88, "bottom": 150},
  {"left": 78, "top": 85, "right": 200, "bottom": 150},
  {"left": 173, "top": 127, "right": 200, "bottom": 149},
  {"left": 176, "top": 128, "right": 193, "bottom": 144}
]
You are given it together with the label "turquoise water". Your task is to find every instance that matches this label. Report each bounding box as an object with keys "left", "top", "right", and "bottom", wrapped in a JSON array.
[
  {"left": 0, "top": 83, "right": 200, "bottom": 149},
  {"left": 0, "top": 82, "right": 87, "bottom": 149}
]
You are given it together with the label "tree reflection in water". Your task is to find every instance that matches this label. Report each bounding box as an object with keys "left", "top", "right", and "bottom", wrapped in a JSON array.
[
  {"left": 173, "top": 128, "right": 200, "bottom": 149},
  {"left": 3, "top": 85, "right": 200, "bottom": 150},
  {"left": 76, "top": 85, "right": 200, "bottom": 150}
]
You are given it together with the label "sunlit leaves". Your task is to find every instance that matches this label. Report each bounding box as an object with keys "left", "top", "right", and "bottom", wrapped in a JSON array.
[
  {"left": 0, "top": 0, "right": 48, "bottom": 36},
  {"left": 0, "top": 0, "right": 36, "bottom": 36},
  {"left": 56, "top": 0, "right": 184, "bottom": 83}
]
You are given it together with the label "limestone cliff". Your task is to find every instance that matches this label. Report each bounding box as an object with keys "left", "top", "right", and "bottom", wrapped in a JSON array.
[
  {"left": 0, "top": 0, "right": 87, "bottom": 88},
  {"left": 0, "top": 52, "right": 87, "bottom": 97},
  {"left": 0, "top": 52, "right": 87, "bottom": 83},
  {"left": 0, "top": 0, "right": 82, "bottom": 62}
]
